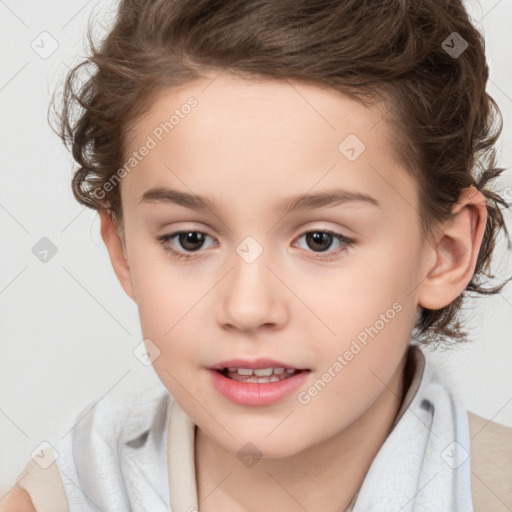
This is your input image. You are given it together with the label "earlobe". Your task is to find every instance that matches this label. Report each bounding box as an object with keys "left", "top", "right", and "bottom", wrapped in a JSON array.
[
  {"left": 98, "top": 210, "right": 136, "bottom": 302},
  {"left": 417, "top": 186, "right": 487, "bottom": 310}
]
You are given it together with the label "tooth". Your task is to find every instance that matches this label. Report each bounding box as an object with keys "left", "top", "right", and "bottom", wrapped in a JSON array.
[
  {"left": 228, "top": 367, "right": 237, "bottom": 372},
  {"left": 254, "top": 368, "right": 273, "bottom": 376},
  {"left": 273, "top": 367, "right": 285, "bottom": 375},
  {"left": 286, "top": 368, "right": 296, "bottom": 373},
  {"left": 269, "top": 376, "right": 280, "bottom": 382},
  {"left": 237, "top": 368, "right": 253, "bottom": 376}
]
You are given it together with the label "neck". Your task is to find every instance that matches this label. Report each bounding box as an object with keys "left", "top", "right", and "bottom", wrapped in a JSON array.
[{"left": 195, "top": 350, "right": 410, "bottom": 512}]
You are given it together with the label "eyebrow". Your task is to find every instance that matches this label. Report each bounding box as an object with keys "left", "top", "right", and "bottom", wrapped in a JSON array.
[{"left": 138, "top": 186, "right": 381, "bottom": 215}]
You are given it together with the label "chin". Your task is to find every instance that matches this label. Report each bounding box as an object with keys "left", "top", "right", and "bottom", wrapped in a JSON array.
[{"left": 216, "top": 432, "right": 308, "bottom": 461}]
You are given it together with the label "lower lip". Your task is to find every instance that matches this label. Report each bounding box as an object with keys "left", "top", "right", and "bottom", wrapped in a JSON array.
[{"left": 209, "top": 369, "right": 310, "bottom": 406}]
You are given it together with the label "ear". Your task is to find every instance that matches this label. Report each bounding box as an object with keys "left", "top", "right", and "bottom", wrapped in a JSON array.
[
  {"left": 417, "top": 186, "right": 488, "bottom": 310},
  {"left": 98, "top": 210, "right": 136, "bottom": 302}
]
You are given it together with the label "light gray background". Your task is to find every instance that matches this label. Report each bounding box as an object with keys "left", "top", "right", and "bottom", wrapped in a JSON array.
[{"left": 1, "top": 0, "right": 511, "bottom": 495}]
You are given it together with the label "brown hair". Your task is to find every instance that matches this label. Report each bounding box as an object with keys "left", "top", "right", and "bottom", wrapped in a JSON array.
[{"left": 50, "top": 0, "right": 512, "bottom": 347}]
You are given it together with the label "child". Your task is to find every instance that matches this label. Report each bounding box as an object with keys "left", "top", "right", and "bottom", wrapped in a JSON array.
[{"left": 3, "top": 0, "right": 512, "bottom": 510}]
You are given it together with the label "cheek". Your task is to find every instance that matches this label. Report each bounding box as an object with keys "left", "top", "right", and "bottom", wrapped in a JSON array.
[
  {"left": 134, "top": 271, "right": 206, "bottom": 401},
  {"left": 127, "top": 238, "right": 192, "bottom": 330},
  {"left": 299, "top": 241, "right": 418, "bottom": 339},
  {"left": 304, "top": 236, "right": 420, "bottom": 387},
  {"left": 126, "top": 262, "right": 185, "bottom": 363}
]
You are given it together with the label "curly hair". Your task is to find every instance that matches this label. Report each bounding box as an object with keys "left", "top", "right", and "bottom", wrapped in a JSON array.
[{"left": 50, "top": 0, "right": 512, "bottom": 347}]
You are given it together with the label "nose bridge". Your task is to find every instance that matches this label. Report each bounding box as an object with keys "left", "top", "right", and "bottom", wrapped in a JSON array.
[
  {"left": 217, "top": 233, "right": 284, "bottom": 330},
  {"left": 235, "top": 234, "right": 267, "bottom": 267},
  {"left": 230, "top": 233, "right": 273, "bottom": 300}
]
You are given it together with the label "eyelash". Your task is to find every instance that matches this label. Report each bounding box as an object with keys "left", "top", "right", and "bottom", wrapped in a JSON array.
[{"left": 156, "top": 229, "right": 354, "bottom": 262}]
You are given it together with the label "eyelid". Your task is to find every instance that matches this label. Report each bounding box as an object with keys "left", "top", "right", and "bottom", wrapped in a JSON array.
[
  {"left": 292, "top": 229, "right": 354, "bottom": 260},
  {"left": 156, "top": 226, "right": 355, "bottom": 261}
]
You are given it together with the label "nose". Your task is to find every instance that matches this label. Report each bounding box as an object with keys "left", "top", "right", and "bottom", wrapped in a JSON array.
[{"left": 215, "top": 246, "right": 288, "bottom": 334}]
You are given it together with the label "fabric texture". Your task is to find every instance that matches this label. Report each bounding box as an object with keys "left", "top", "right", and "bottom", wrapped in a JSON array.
[
  {"left": 55, "top": 384, "right": 172, "bottom": 512},
  {"left": 350, "top": 349, "right": 473, "bottom": 511},
  {"left": 13, "top": 343, "right": 512, "bottom": 511}
]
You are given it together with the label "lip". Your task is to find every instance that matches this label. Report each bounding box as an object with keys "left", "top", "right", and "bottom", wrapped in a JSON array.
[
  {"left": 209, "top": 368, "right": 311, "bottom": 406},
  {"left": 209, "top": 358, "right": 308, "bottom": 370}
]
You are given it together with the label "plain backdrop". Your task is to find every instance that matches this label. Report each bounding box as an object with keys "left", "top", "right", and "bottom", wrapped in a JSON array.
[{"left": 1, "top": 0, "right": 511, "bottom": 495}]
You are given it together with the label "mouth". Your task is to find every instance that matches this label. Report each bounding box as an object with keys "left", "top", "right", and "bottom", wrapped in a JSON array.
[
  {"left": 216, "top": 366, "right": 307, "bottom": 384},
  {"left": 208, "top": 365, "right": 311, "bottom": 406}
]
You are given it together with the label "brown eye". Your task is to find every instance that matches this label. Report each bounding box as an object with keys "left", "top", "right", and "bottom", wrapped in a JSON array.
[
  {"left": 156, "top": 228, "right": 354, "bottom": 263},
  {"left": 295, "top": 230, "right": 354, "bottom": 257},
  {"left": 156, "top": 230, "right": 215, "bottom": 261},
  {"left": 305, "top": 231, "right": 334, "bottom": 252},
  {"left": 176, "top": 231, "right": 206, "bottom": 251}
]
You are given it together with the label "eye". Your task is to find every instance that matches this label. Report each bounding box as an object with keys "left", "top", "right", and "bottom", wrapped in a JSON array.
[
  {"left": 293, "top": 230, "right": 354, "bottom": 260},
  {"left": 156, "top": 230, "right": 216, "bottom": 261},
  {"left": 156, "top": 229, "right": 354, "bottom": 262}
]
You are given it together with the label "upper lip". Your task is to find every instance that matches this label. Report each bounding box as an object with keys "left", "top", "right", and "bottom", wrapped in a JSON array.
[{"left": 209, "top": 358, "right": 308, "bottom": 371}]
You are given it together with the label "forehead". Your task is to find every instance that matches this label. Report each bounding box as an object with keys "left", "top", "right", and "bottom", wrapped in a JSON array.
[{"left": 122, "top": 72, "right": 417, "bottom": 216}]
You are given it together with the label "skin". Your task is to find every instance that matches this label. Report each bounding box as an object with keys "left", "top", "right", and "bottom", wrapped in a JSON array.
[
  {"left": 0, "top": 487, "right": 35, "bottom": 512},
  {"left": 2, "top": 71, "right": 484, "bottom": 512}
]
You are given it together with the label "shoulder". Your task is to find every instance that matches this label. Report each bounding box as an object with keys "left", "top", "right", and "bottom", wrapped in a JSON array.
[
  {"left": 60, "top": 381, "right": 172, "bottom": 476},
  {"left": 0, "top": 486, "right": 36, "bottom": 512},
  {"left": 468, "top": 410, "right": 512, "bottom": 511},
  {"left": 6, "top": 442, "right": 68, "bottom": 512},
  {"left": 71, "top": 381, "right": 172, "bottom": 444},
  {"left": 56, "top": 381, "right": 172, "bottom": 456},
  {"left": 4, "top": 384, "right": 173, "bottom": 512}
]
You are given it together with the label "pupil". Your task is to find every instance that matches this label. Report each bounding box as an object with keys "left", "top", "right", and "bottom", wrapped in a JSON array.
[
  {"left": 307, "top": 232, "right": 332, "bottom": 252},
  {"left": 180, "top": 232, "right": 204, "bottom": 251}
]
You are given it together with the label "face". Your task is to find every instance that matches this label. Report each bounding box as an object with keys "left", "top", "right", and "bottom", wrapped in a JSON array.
[{"left": 114, "top": 71, "right": 431, "bottom": 458}]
